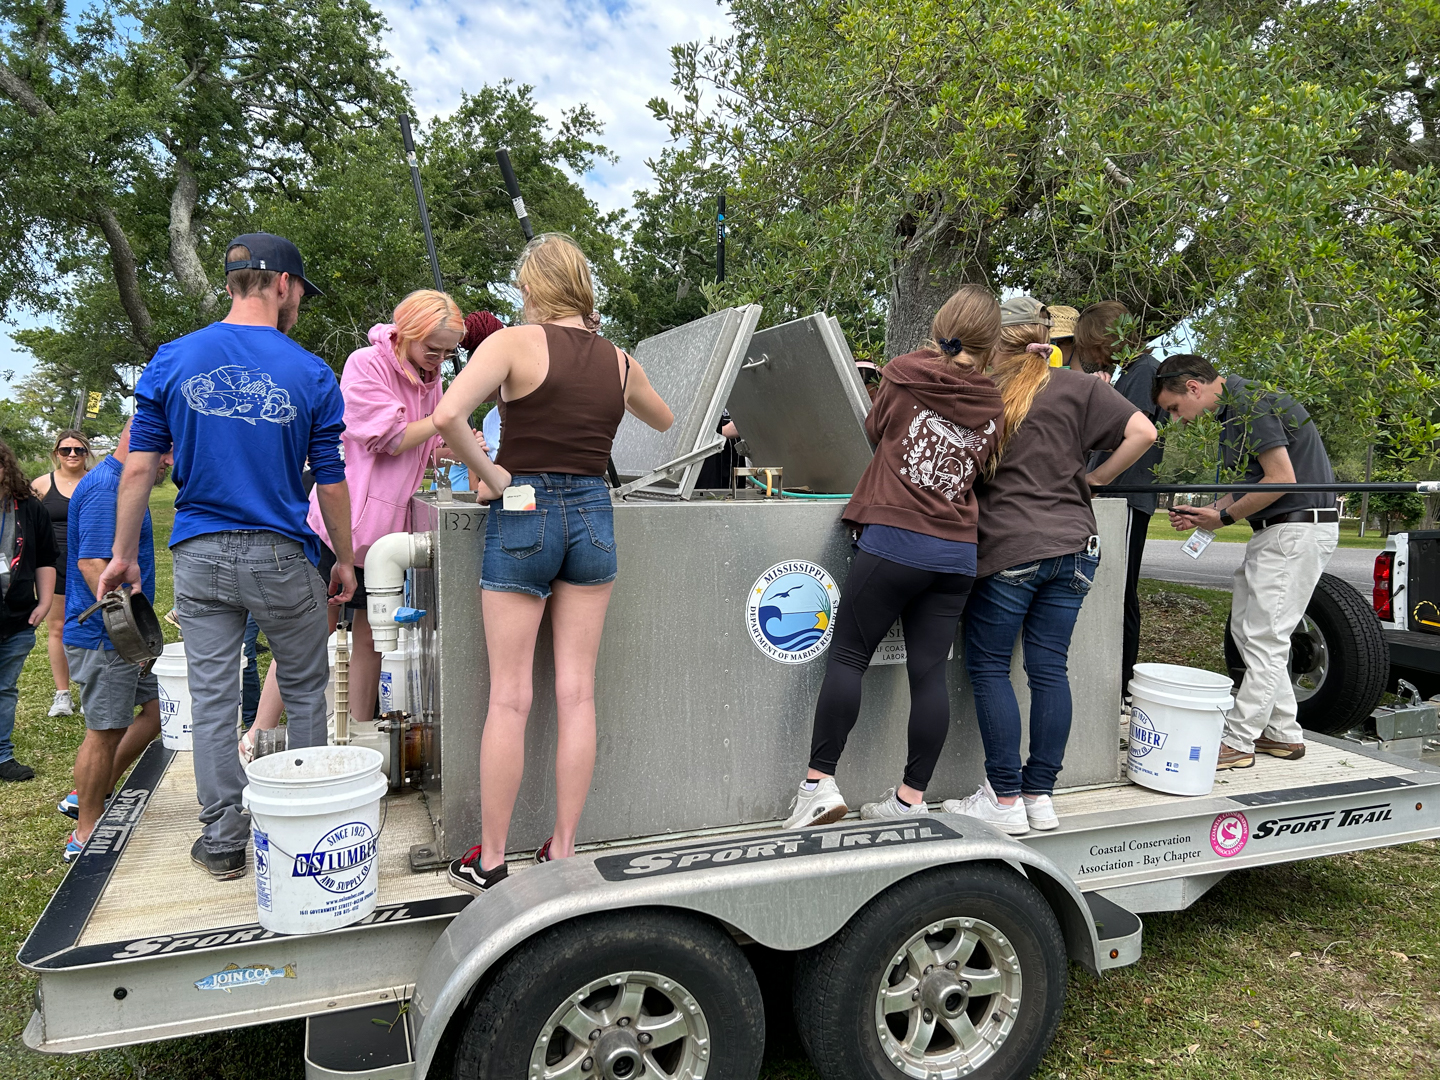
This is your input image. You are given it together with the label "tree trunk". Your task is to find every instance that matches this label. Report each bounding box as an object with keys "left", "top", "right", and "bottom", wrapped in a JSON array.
[
  {"left": 95, "top": 207, "right": 154, "bottom": 354},
  {"left": 885, "top": 217, "right": 988, "bottom": 358},
  {"left": 168, "top": 154, "right": 215, "bottom": 311}
]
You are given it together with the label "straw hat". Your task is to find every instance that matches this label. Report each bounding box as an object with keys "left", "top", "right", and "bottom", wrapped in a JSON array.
[{"left": 1048, "top": 305, "right": 1080, "bottom": 340}]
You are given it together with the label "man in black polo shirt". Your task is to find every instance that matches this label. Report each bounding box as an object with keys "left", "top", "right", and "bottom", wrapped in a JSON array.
[{"left": 1153, "top": 355, "right": 1338, "bottom": 770}]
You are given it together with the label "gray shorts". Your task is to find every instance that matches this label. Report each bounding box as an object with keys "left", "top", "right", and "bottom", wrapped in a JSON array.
[{"left": 64, "top": 645, "right": 160, "bottom": 731}]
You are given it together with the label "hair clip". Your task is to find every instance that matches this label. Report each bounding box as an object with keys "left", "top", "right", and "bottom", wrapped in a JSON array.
[{"left": 937, "top": 337, "right": 965, "bottom": 356}]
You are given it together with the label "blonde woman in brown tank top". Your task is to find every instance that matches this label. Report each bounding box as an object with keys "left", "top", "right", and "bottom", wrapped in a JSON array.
[{"left": 433, "top": 234, "right": 673, "bottom": 894}]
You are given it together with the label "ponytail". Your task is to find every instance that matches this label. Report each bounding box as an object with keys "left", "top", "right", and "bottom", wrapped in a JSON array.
[{"left": 986, "top": 327, "right": 1053, "bottom": 476}]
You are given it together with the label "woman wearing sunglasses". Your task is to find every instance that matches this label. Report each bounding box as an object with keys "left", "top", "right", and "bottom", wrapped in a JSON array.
[{"left": 31, "top": 429, "right": 91, "bottom": 718}]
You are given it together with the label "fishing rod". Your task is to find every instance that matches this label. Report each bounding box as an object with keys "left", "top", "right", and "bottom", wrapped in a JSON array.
[
  {"left": 496, "top": 149, "right": 533, "bottom": 241},
  {"left": 398, "top": 114, "right": 444, "bottom": 293},
  {"left": 1097, "top": 482, "right": 1440, "bottom": 494}
]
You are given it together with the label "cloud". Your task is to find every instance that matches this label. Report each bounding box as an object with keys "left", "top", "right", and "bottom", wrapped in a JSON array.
[{"left": 376, "top": 0, "right": 734, "bottom": 215}]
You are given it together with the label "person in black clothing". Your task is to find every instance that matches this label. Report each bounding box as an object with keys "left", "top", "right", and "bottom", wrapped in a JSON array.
[
  {"left": 1074, "top": 301, "right": 1168, "bottom": 697},
  {"left": 32, "top": 428, "right": 91, "bottom": 718},
  {"left": 0, "top": 439, "right": 59, "bottom": 781}
]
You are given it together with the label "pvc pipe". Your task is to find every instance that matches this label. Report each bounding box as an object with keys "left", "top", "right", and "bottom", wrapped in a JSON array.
[{"left": 365, "top": 532, "right": 432, "bottom": 654}]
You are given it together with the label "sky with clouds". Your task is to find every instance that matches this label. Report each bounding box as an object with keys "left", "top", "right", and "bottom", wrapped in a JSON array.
[{"left": 0, "top": 0, "right": 734, "bottom": 397}]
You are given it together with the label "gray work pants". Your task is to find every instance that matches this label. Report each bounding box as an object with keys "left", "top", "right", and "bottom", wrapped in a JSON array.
[{"left": 174, "top": 531, "right": 330, "bottom": 854}]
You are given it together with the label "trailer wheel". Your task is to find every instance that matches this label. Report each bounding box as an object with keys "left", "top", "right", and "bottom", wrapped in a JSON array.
[
  {"left": 793, "top": 862, "right": 1065, "bottom": 1080},
  {"left": 1224, "top": 572, "right": 1388, "bottom": 736},
  {"left": 452, "top": 908, "right": 764, "bottom": 1080}
]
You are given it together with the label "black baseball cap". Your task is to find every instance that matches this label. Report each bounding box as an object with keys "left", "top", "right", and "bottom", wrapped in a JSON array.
[{"left": 224, "top": 232, "right": 324, "bottom": 297}]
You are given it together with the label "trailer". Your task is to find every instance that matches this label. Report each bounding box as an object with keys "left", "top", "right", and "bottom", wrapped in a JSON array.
[{"left": 20, "top": 311, "right": 1440, "bottom": 1080}]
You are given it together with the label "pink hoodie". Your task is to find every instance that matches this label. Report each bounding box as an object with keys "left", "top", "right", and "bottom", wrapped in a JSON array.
[{"left": 307, "top": 324, "right": 442, "bottom": 564}]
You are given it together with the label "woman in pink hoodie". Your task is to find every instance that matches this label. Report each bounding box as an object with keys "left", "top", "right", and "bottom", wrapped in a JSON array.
[{"left": 240, "top": 291, "right": 506, "bottom": 761}]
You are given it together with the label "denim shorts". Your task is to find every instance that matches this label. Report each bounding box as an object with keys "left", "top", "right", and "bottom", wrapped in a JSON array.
[{"left": 481, "top": 474, "right": 617, "bottom": 599}]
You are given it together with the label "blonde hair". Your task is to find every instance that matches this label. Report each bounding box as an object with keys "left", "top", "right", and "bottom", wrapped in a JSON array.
[
  {"left": 921, "top": 285, "right": 1001, "bottom": 371},
  {"left": 514, "top": 233, "right": 595, "bottom": 324},
  {"left": 392, "top": 290, "right": 464, "bottom": 384},
  {"left": 987, "top": 322, "right": 1053, "bottom": 474}
]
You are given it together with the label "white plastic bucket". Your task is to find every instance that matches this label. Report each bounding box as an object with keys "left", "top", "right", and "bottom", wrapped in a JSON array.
[
  {"left": 1126, "top": 663, "right": 1235, "bottom": 797},
  {"left": 243, "top": 745, "right": 387, "bottom": 935},
  {"left": 154, "top": 643, "right": 244, "bottom": 751}
]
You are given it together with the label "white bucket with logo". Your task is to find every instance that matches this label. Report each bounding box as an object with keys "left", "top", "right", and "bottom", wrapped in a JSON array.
[
  {"left": 1126, "top": 663, "right": 1235, "bottom": 797},
  {"left": 243, "top": 745, "right": 387, "bottom": 935},
  {"left": 154, "top": 643, "right": 244, "bottom": 751}
]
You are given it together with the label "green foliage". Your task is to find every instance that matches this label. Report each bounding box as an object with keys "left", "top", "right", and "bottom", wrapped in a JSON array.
[
  {"left": 648, "top": 0, "right": 1440, "bottom": 461},
  {"left": 250, "top": 82, "right": 618, "bottom": 368},
  {"left": 1369, "top": 462, "right": 1426, "bottom": 532},
  {"left": 604, "top": 145, "right": 723, "bottom": 349},
  {"left": 1, "top": 0, "right": 616, "bottom": 393}
]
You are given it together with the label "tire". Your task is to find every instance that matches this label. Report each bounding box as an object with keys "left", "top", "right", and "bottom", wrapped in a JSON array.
[
  {"left": 793, "top": 862, "right": 1066, "bottom": 1080},
  {"left": 1224, "top": 572, "right": 1388, "bottom": 736},
  {"left": 453, "top": 908, "right": 765, "bottom": 1080}
]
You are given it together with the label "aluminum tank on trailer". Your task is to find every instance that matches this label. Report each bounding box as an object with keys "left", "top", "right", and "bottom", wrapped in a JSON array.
[{"left": 402, "top": 310, "right": 1126, "bottom": 859}]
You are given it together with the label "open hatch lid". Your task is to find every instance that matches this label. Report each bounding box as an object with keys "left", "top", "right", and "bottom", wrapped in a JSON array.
[
  {"left": 725, "top": 312, "right": 874, "bottom": 494},
  {"left": 611, "top": 305, "right": 762, "bottom": 499}
]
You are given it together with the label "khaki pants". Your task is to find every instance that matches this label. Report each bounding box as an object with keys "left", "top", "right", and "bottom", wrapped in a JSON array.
[{"left": 1225, "top": 521, "right": 1338, "bottom": 753}]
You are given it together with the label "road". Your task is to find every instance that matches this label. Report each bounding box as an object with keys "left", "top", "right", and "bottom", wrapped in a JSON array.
[{"left": 1141, "top": 538, "right": 1378, "bottom": 593}]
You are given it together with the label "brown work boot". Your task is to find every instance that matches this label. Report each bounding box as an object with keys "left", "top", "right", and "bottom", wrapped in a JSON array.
[
  {"left": 1254, "top": 736, "right": 1306, "bottom": 760},
  {"left": 1216, "top": 743, "right": 1255, "bottom": 770}
]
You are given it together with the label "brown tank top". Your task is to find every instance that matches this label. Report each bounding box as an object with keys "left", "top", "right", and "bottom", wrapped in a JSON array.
[{"left": 496, "top": 325, "right": 627, "bottom": 476}]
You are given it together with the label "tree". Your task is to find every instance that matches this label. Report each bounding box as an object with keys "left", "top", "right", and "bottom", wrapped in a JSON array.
[
  {"left": 651, "top": 0, "right": 1440, "bottom": 460},
  {"left": 0, "top": 0, "right": 407, "bottom": 388},
  {"left": 246, "top": 81, "right": 620, "bottom": 367}
]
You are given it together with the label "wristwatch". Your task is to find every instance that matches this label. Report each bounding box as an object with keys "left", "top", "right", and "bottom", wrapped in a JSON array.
[{"left": 1219, "top": 508, "right": 1235, "bottom": 527}]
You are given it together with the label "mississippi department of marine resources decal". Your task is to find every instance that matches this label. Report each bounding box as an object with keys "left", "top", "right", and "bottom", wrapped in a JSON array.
[{"left": 746, "top": 561, "right": 839, "bottom": 664}]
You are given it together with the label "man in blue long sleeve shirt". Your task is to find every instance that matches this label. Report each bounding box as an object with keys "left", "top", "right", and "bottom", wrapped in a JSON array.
[{"left": 101, "top": 233, "right": 357, "bottom": 880}]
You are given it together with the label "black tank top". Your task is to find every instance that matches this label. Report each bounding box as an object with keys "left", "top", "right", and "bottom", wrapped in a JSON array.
[
  {"left": 496, "top": 325, "right": 627, "bottom": 476},
  {"left": 41, "top": 472, "right": 69, "bottom": 548}
]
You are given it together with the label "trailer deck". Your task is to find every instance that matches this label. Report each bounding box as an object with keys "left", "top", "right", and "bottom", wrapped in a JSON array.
[{"left": 21, "top": 733, "right": 1440, "bottom": 1058}]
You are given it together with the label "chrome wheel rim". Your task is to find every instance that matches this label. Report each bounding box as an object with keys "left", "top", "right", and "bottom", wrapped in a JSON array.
[
  {"left": 530, "top": 969, "right": 711, "bottom": 1080},
  {"left": 1289, "top": 615, "right": 1329, "bottom": 702},
  {"left": 874, "top": 916, "right": 1021, "bottom": 1078}
]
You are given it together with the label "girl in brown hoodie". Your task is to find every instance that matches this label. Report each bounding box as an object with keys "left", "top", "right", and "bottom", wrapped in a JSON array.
[{"left": 785, "top": 286, "right": 1005, "bottom": 829}]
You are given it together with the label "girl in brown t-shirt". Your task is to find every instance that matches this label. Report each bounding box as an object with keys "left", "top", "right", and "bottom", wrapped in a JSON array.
[
  {"left": 784, "top": 286, "right": 1005, "bottom": 830},
  {"left": 947, "top": 297, "right": 1155, "bottom": 835}
]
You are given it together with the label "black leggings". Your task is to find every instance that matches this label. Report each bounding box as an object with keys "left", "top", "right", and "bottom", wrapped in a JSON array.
[{"left": 808, "top": 549, "right": 975, "bottom": 791}]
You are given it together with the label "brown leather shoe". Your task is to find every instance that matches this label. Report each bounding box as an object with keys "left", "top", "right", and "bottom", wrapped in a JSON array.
[
  {"left": 1255, "top": 736, "right": 1306, "bottom": 760},
  {"left": 1216, "top": 743, "right": 1255, "bottom": 770}
]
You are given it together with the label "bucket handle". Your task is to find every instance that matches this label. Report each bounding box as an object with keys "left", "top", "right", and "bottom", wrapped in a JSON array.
[{"left": 254, "top": 797, "right": 389, "bottom": 864}]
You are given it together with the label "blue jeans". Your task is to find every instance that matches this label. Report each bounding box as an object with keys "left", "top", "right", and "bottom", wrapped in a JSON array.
[
  {"left": 964, "top": 552, "right": 1097, "bottom": 796},
  {"left": 0, "top": 628, "right": 37, "bottom": 763},
  {"left": 481, "top": 474, "right": 617, "bottom": 599},
  {"left": 241, "top": 615, "right": 260, "bottom": 730}
]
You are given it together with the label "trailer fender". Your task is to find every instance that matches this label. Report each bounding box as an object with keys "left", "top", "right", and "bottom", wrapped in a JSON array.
[{"left": 411, "top": 815, "right": 1109, "bottom": 1078}]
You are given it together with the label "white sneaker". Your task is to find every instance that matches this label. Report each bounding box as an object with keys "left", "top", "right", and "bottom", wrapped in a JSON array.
[
  {"left": 784, "top": 778, "right": 848, "bottom": 829},
  {"left": 1022, "top": 793, "right": 1060, "bottom": 831},
  {"left": 861, "top": 787, "right": 931, "bottom": 820},
  {"left": 942, "top": 782, "right": 1029, "bottom": 835},
  {"left": 49, "top": 690, "right": 74, "bottom": 717}
]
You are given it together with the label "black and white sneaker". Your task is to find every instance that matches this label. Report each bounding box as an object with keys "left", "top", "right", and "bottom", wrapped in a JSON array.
[
  {"left": 784, "top": 777, "right": 848, "bottom": 829},
  {"left": 448, "top": 845, "right": 510, "bottom": 895}
]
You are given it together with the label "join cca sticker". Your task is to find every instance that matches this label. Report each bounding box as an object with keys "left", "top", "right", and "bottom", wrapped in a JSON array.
[{"left": 746, "top": 561, "right": 839, "bottom": 664}]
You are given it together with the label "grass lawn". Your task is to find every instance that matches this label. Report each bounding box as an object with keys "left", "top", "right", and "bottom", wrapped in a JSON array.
[
  {"left": 2, "top": 499, "right": 1437, "bottom": 1079},
  {"left": 1148, "top": 514, "right": 1390, "bottom": 550}
]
